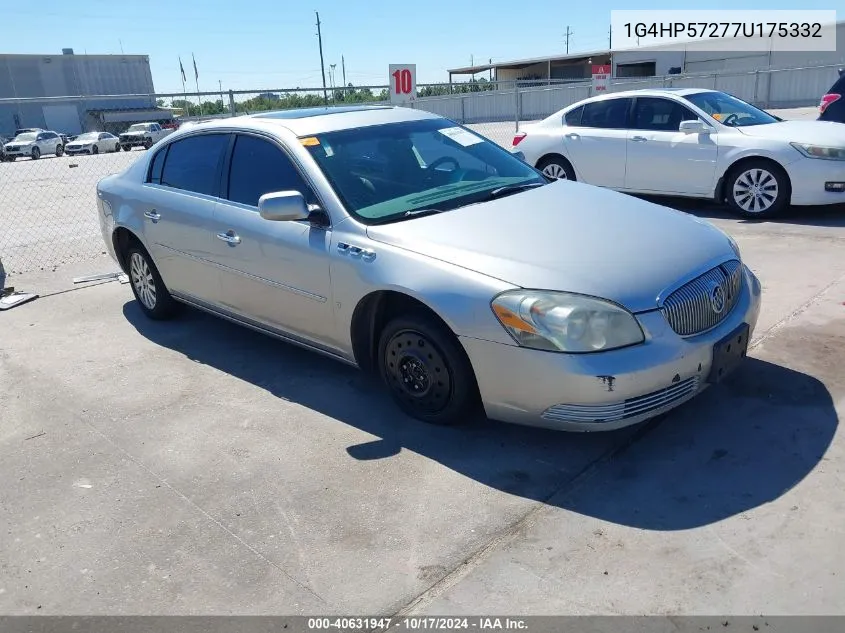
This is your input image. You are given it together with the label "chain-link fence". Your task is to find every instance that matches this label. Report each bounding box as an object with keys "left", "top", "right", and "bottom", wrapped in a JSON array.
[{"left": 0, "top": 63, "right": 836, "bottom": 281}]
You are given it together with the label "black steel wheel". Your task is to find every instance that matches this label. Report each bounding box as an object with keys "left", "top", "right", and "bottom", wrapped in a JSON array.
[{"left": 378, "top": 313, "right": 479, "bottom": 425}]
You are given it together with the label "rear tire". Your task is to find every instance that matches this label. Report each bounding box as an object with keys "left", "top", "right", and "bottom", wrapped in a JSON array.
[
  {"left": 126, "top": 246, "right": 178, "bottom": 320},
  {"left": 537, "top": 155, "right": 576, "bottom": 181},
  {"left": 378, "top": 312, "right": 479, "bottom": 425},
  {"left": 724, "top": 159, "right": 789, "bottom": 219}
]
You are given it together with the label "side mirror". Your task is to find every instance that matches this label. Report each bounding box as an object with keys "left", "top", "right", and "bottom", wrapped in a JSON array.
[
  {"left": 258, "top": 191, "right": 310, "bottom": 222},
  {"left": 679, "top": 119, "right": 710, "bottom": 134}
]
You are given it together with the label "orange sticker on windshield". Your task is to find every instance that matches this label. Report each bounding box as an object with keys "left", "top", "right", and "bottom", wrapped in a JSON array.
[
  {"left": 711, "top": 113, "right": 724, "bottom": 121},
  {"left": 299, "top": 137, "right": 320, "bottom": 147}
]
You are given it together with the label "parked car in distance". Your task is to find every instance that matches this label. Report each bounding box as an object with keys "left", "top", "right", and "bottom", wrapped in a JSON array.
[
  {"left": 4, "top": 130, "right": 64, "bottom": 160},
  {"left": 513, "top": 88, "right": 845, "bottom": 218},
  {"left": 97, "top": 105, "right": 761, "bottom": 432},
  {"left": 65, "top": 131, "right": 121, "bottom": 155},
  {"left": 119, "top": 122, "right": 170, "bottom": 151},
  {"left": 818, "top": 68, "right": 845, "bottom": 124}
]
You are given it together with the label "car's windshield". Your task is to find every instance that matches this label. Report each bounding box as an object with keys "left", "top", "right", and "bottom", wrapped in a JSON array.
[
  {"left": 14, "top": 132, "right": 37, "bottom": 141},
  {"left": 684, "top": 91, "right": 778, "bottom": 127},
  {"left": 76, "top": 132, "right": 99, "bottom": 141},
  {"left": 302, "top": 118, "right": 545, "bottom": 224},
  {"left": 127, "top": 124, "right": 147, "bottom": 132}
]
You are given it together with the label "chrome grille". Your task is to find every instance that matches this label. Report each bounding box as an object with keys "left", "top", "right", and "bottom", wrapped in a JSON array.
[
  {"left": 541, "top": 377, "right": 700, "bottom": 424},
  {"left": 661, "top": 260, "right": 742, "bottom": 336}
]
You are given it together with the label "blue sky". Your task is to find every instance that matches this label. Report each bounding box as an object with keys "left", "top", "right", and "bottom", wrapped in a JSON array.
[{"left": 3, "top": 1, "right": 839, "bottom": 94}]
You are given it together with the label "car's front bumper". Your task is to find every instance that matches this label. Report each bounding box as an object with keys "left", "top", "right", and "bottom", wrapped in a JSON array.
[
  {"left": 787, "top": 156, "right": 845, "bottom": 205},
  {"left": 460, "top": 264, "right": 762, "bottom": 432}
]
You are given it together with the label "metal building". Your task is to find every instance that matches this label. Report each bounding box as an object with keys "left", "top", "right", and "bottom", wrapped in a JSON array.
[{"left": 0, "top": 49, "right": 172, "bottom": 136}]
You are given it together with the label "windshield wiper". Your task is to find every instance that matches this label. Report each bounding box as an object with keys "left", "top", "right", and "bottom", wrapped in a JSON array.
[
  {"left": 402, "top": 208, "right": 443, "bottom": 218},
  {"left": 484, "top": 182, "right": 546, "bottom": 200}
]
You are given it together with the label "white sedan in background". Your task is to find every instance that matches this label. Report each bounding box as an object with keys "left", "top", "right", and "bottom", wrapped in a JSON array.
[
  {"left": 64, "top": 132, "right": 121, "bottom": 155},
  {"left": 513, "top": 88, "right": 845, "bottom": 218}
]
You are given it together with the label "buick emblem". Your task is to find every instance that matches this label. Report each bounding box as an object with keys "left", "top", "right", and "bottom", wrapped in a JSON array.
[{"left": 709, "top": 283, "right": 726, "bottom": 314}]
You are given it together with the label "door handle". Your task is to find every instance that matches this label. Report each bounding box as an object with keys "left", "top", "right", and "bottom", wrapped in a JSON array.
[
  {"left": 564, "top": 132, "right": 580, "bottom": 139},
  {"left": 631, "top": 136, "right": 648, "bottom": 142},
  {"left": 216, "top": 230, "right": 241, "bottom": 245},
  {"left": 143, "top": 210, "right": 161, "bottom": 221}
]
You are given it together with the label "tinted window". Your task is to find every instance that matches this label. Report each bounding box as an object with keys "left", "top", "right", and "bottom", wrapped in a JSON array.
[
  {"left": 580, "top": 99, "right": 631, "bottom": 129},
  {"left": 148, "top": 146, "right": 167, "bottom": 184},
  {"left": 564, "top": 105, "right": 583, "bottom": 126},
  {"left": 160, "top": 134, "right": 229, "bottom": 195},
  {"left": 227, "top": 134, "right": 314, "bottom": 207},
  {"left": 632, "top": 97, "right": 698, "bottom": 131}
]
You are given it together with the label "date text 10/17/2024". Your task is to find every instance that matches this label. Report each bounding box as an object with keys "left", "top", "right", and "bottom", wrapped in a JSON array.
[{"left": 307, "top": 617, "right": 529, "bottom": 631}]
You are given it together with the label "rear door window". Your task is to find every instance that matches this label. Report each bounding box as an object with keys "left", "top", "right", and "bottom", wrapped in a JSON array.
[
  {"left": 580, "top": 98, "right": 632, "bottom": 129},
  {"left": 159, "top": 133, "right": 229, "bottom": 196},
  {"left": 564, "top": 105, "right": 584, "bottom": 126}
]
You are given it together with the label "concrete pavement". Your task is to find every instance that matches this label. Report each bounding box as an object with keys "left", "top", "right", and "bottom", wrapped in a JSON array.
[{"left": 1, "top": 204, "right": 844, "bottom": 616}]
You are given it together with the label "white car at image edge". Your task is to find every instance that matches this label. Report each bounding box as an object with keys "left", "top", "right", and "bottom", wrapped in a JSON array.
[{"left": 512, "top": 88, "right": 845, "bottom": 218}]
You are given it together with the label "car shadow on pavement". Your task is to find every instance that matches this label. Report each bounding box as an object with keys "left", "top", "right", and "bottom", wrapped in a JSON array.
[
  {"left": 636, "top": 195, "right": 845, "bottom": 228},
  {"left": 123, "top": 301, "right": 837, "bottom": 531}
]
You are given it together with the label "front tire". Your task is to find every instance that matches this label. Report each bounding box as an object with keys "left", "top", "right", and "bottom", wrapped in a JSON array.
[
  {"left": 122, "top": 145, "right": 131, "bottom": 152},
  {"left": 31, "top": 146, "right": 41, "bottom": 160},
  {"left": 92, "top": 145, "right": 99, "bottom": 155},
  {"left": 537, "top": 155, "right": 576, "bottom": 181},
  {"left": 725, "top": 160, "right": 789, "bottom": 219},
  {"left": 126, "top": 246, "right": 178, "bottom": 320},
  {"left": 378, "top": 313, "right": 479, "bottom": 425},
  {"left": 55, "top": 145, "right": 64, "bottom": 157},
  {"left": 143, "top": 138, "right": 153, "bottom": 150}
]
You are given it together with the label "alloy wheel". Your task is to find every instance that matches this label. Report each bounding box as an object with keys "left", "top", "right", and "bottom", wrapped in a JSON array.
[
  {"left": 542, "top": 163, "right": 568, "bottom": 180},
  {"left": 732, "top": 168, "right": 778, "bottom": 214},
  {"left": 129, "top": 252, "right": 157, "bottom": 310},
  {"left": 383, "top": 329, "right": 452, "bottom": 415}
]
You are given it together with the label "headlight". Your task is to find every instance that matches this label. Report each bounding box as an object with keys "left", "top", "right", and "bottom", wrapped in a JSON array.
[
  {"left": 790, "top": 143, "right": 845, "bottom": 160},
  {"left": 491, "top": 290, "right": 645, "bottom": 353}
]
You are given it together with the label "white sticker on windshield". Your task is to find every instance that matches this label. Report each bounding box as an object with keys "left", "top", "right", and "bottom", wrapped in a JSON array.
[{"left": 438, "top": 127, "right": 483, "bottom": 147}]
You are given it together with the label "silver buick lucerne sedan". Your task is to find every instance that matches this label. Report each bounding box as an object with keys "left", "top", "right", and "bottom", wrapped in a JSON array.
[{"left": 96, "top": 105, "right": 762, "bottom": 431}]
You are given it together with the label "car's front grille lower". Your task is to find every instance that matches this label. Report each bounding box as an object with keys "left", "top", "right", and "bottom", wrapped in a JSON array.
[
  {"left": 660, "top": 260, "right": 742, "bottom": 337},
  {"left": 541, "top": 376, "right": 700, "bottom": 424}
]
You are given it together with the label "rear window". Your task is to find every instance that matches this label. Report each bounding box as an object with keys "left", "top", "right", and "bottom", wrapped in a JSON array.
[{"left": 564, "top": 105, "right": 583, "bottom": 126}]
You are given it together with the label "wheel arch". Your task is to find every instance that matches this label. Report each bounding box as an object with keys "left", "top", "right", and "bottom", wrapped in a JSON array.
[
  {"left": 715, "top": 154, "right": 793, "bottom": 203},
  {"left": 349, "top": 289, "right": 465, "bottom": 374},
  {"left": 111, "top": 226, "right": 147, "bottom": 274}
]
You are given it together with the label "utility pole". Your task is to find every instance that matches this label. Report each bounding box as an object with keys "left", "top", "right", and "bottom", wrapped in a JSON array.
[
  {"left": 341, "top": 55, "right": 346, "bottom": 101},
  {"left": 219, "top": 79, "right": 223, "bottom": 111},
  {"left": 315, "top": 11, "right": 328, "bottom": 105},
  {"left": 330, "top": 63, "right": 337, "bottom": 102},
  {"left": 489, "top": 58, "right": 492, "bottom": 82},
  {"left": 609, "top": 25, "right": 612, "bottom": 49},
  {"left": 564, "top": 26, "right": 572, "bottom": 54}
]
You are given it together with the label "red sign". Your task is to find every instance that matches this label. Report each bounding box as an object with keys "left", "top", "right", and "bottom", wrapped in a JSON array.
[{"left": 591, "top": 65, "right": 611, "bottom": 92}]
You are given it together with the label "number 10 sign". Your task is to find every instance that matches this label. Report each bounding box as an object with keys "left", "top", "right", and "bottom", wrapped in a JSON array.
[{"left": 389, "top": 64, "right": 416, "bottom": 105}]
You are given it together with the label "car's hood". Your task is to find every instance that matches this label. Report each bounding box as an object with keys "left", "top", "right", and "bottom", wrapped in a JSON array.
[
  {"left": 7, "top": 141, "right": 31, "bottom": 146},
  {"left": 737, "top": 120, "right": 845, "bottom": 145},
  {"left": 365, "top": 181, "right": 737, "bottom": 313},
  {"left": 122, "top": 131, "right": 146, "bottom": 136}
]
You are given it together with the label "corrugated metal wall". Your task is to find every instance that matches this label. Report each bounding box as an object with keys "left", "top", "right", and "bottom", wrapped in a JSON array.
[{"left": 0, "top": 53, "right": 156, "bottom": 135}]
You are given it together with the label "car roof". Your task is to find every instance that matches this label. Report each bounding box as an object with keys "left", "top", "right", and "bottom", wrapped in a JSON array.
[
  {"left": 175, "top": 104, "right": 443, "bottom": 137},
  {"left": 589, "top": 88, "right": 716, "bottom": 101}
]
